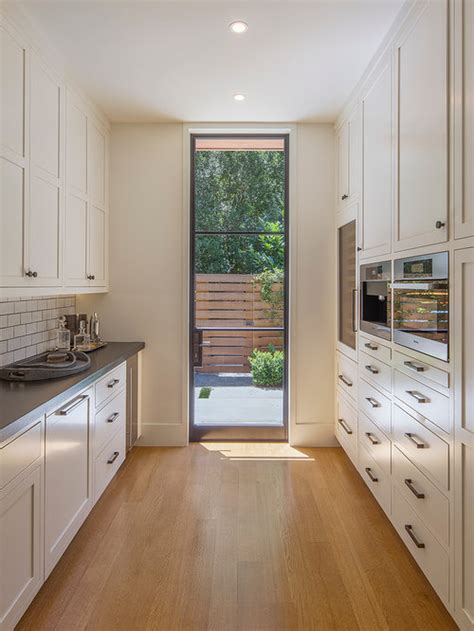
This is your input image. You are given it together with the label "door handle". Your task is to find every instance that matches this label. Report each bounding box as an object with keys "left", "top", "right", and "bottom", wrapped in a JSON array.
[
  {"left": 107, "top": 412, "right": 120, "bottom": 423},
  {"left": 56, "top": 394, "right": 88, "bottom": 416},
  {"left": 404, "top": 432, "right": 425, "bottom": 449},
  {"left": 107, "top": 378, "right": 120, "bottom": 389},
  {"left": 406, "top": 390, "right": 429, "bottom": 404},
  {"left": 365, "top": 397, "right": 380, "bottom": 408},
  {"left": 404, "top": 478, "right": 425, "bottom": 499},
  {"left": 365, "top": 432, "right": 379, "bottom": 445},
  {"left": 364, "top": 342, "right": 378, "bottom": 351},
  {"left": 338, "top": 418, "right": 353, "bottom": 435},
  {"left": 107, "top": 451, "right": 120, "bottom": 464},
  {"left": 338, "top": 374, "right": 353, "bottom": 387},
  {"left": 405, "top": 524, "right": 425, "bottom": 548},
  {"left": 365, "top": 365, "right": 379, "bottom": 375},
  {"left": 352, "top": 288, "right": 358, "bottom": 333},
  {"left": 404, "top": 360, "right": 425, "bottom": 373},
  {"left": 365, "top": 467, "right": 378, "bottom": 483}
]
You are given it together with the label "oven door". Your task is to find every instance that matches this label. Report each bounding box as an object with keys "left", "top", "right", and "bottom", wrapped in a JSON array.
[{"left": 392, "top": 280, "right": 449, "bottom": 360}]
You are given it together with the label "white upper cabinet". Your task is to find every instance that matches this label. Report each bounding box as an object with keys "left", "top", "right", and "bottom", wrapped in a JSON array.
[
  {"left": 337, "top": 105, "right": 361, "bottom": 209},
  {"left": 66, "top": 96, "right": 87, "bottom": 196},
  {"left": 88, "top": 121, "right": 107, "bottom": 210},
  {"left": 360, "top": 56, "right": 392, "bottom": 258},
  {"left": 28, "top": 54, "right": 62, "bottom": 286},
  {"left": 88, "top": 204, "right": 107, "bottom": 286},
  {"left": 394, "top": 0, "right": 449, "bottom": 251},
  {"left": 455, "top": 0, "right": 474, "bottom": 239},
  {"left": 0, "top": 23, "right": 28, "bottom": 289}
]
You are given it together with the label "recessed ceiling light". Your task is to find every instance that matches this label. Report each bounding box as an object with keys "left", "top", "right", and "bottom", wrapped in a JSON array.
[
  {"left": 229, "top": 21, "right": 248, "bottom": 34},
  {"left": 233, "top": 93, "right": 246, "bottom": 101}
]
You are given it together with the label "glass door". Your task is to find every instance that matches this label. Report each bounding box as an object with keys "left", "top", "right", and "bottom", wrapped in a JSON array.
[{"left": 189, "top": 134, "right": 289, "bottom": 441}]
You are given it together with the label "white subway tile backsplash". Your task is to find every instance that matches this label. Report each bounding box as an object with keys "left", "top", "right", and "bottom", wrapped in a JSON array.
[{"left": 0, "top": 295, "right": 77, "bottom": 366}]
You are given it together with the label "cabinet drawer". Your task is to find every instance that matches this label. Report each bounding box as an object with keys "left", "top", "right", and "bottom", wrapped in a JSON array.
[
  {"left": 358, "top": 378, "right": 392, "bottom": 434},
  {"left": 394, "top": 369, "right": 450, "bottom": 433},
  {"left": 336, "top": 392, "right": 358, "bottom": 457},
  {"left": 95, "top": 362, "right": 126, "bottom": 409},
  {"left": 359, "top": 412, "right": 391, "bottom": 474},
  {"left": 94, "top": 427, "right": 126, "bottom": 502},
  {"left": 336, "top": 352, "right": 358, "bottom": 402},
  {"left": 358, "top": 443, "right": 391, "bottom": 515},
  {"left": 360, "top": 335, "right": 392, "bottom": 364},
  {"left": 392, "top": 447, "right": 449, "bottom": 547},
  {"left": 393, "top": 351, "right": 449, "bottom": 390},
  {"left": 392, "top": 487, "right": 449, "bottom": 603},
  {"left": 0, "top": 421, "right": 42, "bottom": 489},
  {"left": 94, "top": 390, "right": 126, "bottom": 455},
  {"left": 392, "top": 404, "right": 449, "bottom": 491},
  {"left": 359, "top": 351, "right": 392, "bottom": 393}
]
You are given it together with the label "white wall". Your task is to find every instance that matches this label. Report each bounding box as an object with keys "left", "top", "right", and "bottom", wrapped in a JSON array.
[{"left": 78, "top": 122, "right": 335, "bottom": 446}]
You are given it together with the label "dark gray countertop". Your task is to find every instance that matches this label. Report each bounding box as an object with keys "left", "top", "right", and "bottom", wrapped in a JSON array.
[{"left": 0, "top": 342, "right": 144, "bottom": 444}]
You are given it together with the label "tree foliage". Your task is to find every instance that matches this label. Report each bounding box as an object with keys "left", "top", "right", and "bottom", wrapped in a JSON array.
[{"left": 195, "top": 150, "right": 285, "bottom": 274}]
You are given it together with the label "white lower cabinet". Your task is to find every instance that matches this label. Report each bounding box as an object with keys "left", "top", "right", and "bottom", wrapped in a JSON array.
[
  {"left": 45, "top": 390, "right": 93, "bottom": 577},
  {"left": 94, "top": 427, "right": 126, "bottom": 502},
  {"left": 0, "top": 465, "right": 43, "bottom": 631}
]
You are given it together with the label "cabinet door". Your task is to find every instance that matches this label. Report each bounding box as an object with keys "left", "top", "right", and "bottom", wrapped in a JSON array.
[
  {"left": 88, "top": 120, "right": 106, "bottom": 210},
  {"left": 337, "top": 122, "right": 349, "bottom": 205},
  {"left": 361, "top": 58, "right": 392, "bottom": 258},
  {"left": 455, "top": 0, "right": 474, "bottom": 239},
  {"left": 337, "top": 215, "right": 357, "bottom": 361},
  {"left": 28, "top": 54, "right": 62, "bottom": 286},
  {"left": 348, "top": 105, "right": 361, "bottom": 201},
  {"left": 454, "top": 247, "right": 474, "bottom": 630},
  {"left": 0, "top": 466, "right": 43, "bottom": 631},
  {"left": 88, "top": 204, "right": 107, "bottom": 286},
  {"left": 45, "top": 392, "right": 92, "bottom": 577},
  {"left": 0, "top": 24, "right": 29, "bottom": 289},
  {"left": 395, "top": 1, "right": 449, "bottom": 251}
]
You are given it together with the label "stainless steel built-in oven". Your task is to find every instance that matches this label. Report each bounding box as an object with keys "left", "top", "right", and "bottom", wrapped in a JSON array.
[
  {"left": 392, "top": 252, "right": 449, "bottom": 361},
  {"left": 360, "top": 261, "right": 391, "bottom": 341}
]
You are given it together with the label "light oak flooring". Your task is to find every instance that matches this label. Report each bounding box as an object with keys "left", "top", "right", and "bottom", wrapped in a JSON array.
[{"left": 17, "top": 444, "right": 457, "bottom": 631}]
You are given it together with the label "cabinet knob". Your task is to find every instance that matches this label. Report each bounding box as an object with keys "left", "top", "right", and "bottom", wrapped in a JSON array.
[
  {"left": 87, "top": 274, "right": 96, "bottom": 280},
  {"left": 435, "top": 220, "right": 446, "bottom": 229},
  {"left": 341, "top": 194, "right": 349, "bottom": 200},
  {"left": 25, "top": 270, "right": 38, "bottom": 278},
  {"left": 357, "top": 246, "right": 362, "bottom": 252}
]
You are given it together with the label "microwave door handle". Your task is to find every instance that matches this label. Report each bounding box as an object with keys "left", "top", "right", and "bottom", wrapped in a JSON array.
[
  {"left": 352, "top": 288, "right": 358, "bottom": 333},
  {"left": 390, "top": 282, "right": 438, "bottom": 290}
]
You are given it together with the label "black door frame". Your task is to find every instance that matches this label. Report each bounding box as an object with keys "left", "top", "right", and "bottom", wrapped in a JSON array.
[{"left": 189, "top": 133, "right": 290, "bottom": 442}]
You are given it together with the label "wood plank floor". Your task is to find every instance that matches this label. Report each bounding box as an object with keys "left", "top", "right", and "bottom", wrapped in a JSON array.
[{"left": 17, "top": 444, "right": 458, "bottom": 631}]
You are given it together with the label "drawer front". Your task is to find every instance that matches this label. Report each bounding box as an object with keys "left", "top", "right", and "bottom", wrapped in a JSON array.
[
  {"left": 94, "top": 390, "right": 126, "bottom": 455},
  {"left": 394, "top": 369, "right": 450, "bottom": 433},
  {"left": 95, "top": 363, "right": 126, "bottom": 410},
  {"left": 359, "top": 335, "right": 392, "bottom": 364},
  {"left": 359, "top": 351, "right": 392, "bottom": 393},
  {"left": 336, "top": 352, "right": 358, "bottom": 402},
  {"left": 392, "top": 487, "right": 449, "bottom": 603},
  {"left": 392, "top": 447, "right": 449, "bottom": 547},
  {"left": 359, "top": 412, "right": 391, "bottom": 474},
  {"left": 0, "top": 421, "right": 42, "bottom": 489},
  {"left": 94, "top": 427, "right": 126, "bottom": 502},
  {"left": 336, "top": 392, "right": 358, "bottom": 457},
  {"left": 392, "top": 404, "right": 449, "bottom": 491},
  {"left": 358, "top": 443, "right": 391, "bottom": 515},
  {"left": 393, "top": 351, "right": 449, "bottom": 390},
  {"left": 358, "top": 378, "right": 392, "bottom": 434}
]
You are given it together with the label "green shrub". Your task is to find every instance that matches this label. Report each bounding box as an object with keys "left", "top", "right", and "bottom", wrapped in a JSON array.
[{"left": 248, "top": 345, "right": 284, "bottom": 387}]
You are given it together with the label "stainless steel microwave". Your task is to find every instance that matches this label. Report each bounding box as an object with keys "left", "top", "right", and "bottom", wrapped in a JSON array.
[
  {"left": 392, "top": 252, "right": 449, "bottom": 361},
  {"left": 360, "top": 261, "right": 391, "bottom": 341}
]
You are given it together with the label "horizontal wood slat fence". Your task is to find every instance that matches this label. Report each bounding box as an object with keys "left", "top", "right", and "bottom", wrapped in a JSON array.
[{"left": 195, "top": 274, "right": 283, "bottom": 373}]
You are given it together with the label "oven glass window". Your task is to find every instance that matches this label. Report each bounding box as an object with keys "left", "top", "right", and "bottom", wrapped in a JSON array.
[{"left": 393, "top": 282, "right": 449, "bottom": 344}]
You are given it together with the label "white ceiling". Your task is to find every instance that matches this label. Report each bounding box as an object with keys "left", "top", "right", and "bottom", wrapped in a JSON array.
[{"left": 16, "top": 0, "right": 405, "bottom": 123}]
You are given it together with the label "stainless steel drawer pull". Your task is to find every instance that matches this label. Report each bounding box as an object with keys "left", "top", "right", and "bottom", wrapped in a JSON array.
[
  {"left": 406, "top": 390, "right": 429, "bottom": 404},
  {"left": 405, "top": 432, "right": 425, "bottom": 449},
  {"left": 404, "top": 478, "right": 425, "bottom": 499},
  {"left": 405, "top": 524, "right": 425, "bottom": 549},
  {"left": 107, "top": 378, "right": 120, "bottom": 388},
  {"left": 56, "top": 394, "right": 88, "bottom": 416},
  {"left": 338, "top": 374, "right": 353, "bottom": 387},
  {"left": 365, "top": 467, "right": 378, "bottom": 483},
  {"left": 364, "top": 342, "right": 378, "bottom": 351},
  {"left": 338, "top": 418, "right": 353, "bottom": 435},
  {"left": 365, "top": 397, "right": 380, "bottom": 408},
  {"left": 107, "top": 451, "right": 120, "bottom": 464},
  {"left": 404, "top": 360, "right": 425, "bottom": 373},
  {"left": 107, "top": 412, "right": 120, "bottom": 423},
  {"left": 365, "top": 365, "right": 379, "bottom": 375},
  {"left": 365, "top": 432, "right": 379, "bottom": 445}
]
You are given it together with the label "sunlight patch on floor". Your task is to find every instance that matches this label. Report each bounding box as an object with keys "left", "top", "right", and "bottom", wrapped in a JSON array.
[{"left": 200, "top": 442, "right": 314, "bottom": 461}]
